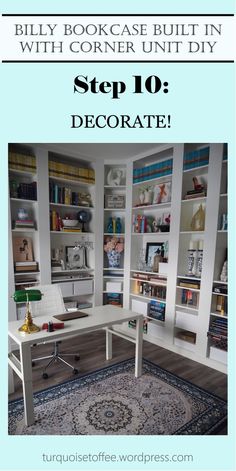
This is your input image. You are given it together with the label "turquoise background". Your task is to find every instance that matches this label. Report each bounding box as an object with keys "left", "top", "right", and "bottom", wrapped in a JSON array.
[
  {"left": 0, "top": 0, "right": 234, "bottom": 14},
  {"left": 0, "top": 1, "right": 235, "bottom": 470}
]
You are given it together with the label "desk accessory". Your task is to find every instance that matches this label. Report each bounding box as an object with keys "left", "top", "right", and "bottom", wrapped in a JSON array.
[
  {"left": 12, "top": 289, "right": 42, "bottom": 334},
  {"left": 42, "top": 322, "right": 64, "bottom": 330},
  {"left": 54, "top": 311, "right": 89, "bottom": 321}
]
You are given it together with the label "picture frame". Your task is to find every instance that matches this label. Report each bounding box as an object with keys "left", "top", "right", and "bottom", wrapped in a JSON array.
[
  {"left": 13, "top": 237, "right": 33, "bottom": 262},
  {"left": 66, "top": 245, "right": 85, "bottom": 270},
  {"left": 145, "top": 242, "right": 165, "bottom": 265}
]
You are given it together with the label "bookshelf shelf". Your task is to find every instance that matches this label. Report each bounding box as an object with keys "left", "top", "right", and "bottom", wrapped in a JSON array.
[
  {"left": 10, "top": 198, "right": 37, "bottom": 204},
  {"left": 12, "top": 228, "right": 37, "bottom": 233},
  {"left": 133, "top": 174, "right": 173, "bottom": 186},
  {"left": 50, "top": 202, "right": 94, "bottom": 211},
  {"left": 9, "top": 168, "right": 37, "bottom": 177},
  {"left": 181, "top": 196, "right": 207, "bottom": 204},
  {"left": 130, "top": 293, "right": 166, "bottom": 303},
  {"left": 183, "top": 164, "right": 209, "bottom": 174},
  {"left": 49, "top": 175, "right": 94, "bottom": 187},
  {"left": 176, "top": 285, "right": 200, "bottom": 292},
  {"left": 132, "top": 202, "right": 171, "bottom": 211},
  {"left": 175, "top": 304, "right": 198, "bottom": 312}
]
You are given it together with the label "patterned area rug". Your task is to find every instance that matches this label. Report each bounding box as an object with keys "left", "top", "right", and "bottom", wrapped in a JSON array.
[{"left": 9, "top": 359, "right": 227, "bottom": 435}]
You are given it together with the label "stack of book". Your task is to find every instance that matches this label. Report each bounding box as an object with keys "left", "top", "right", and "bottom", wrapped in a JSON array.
[
  {"left": 15, "top": 261, "right": 38, "bottom": 272},
  {"left": 14, "top": 219, "right": 35, "bottom": 230},
  {"left": 179, "top": 279, "right": 201, "bottom": 289},
  {"left": 184, "top": 188, "right": 207, "bottom": 200},
  {"left": 148, "top": 300, "right": 165, "bottom": 321},
  {"left": 208, "top": 318, "right": 228, "bottom": 350}
]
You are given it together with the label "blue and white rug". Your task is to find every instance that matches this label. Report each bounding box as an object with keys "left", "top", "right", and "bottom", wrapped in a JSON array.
[{"left": 9, "top": 359, "right": 227, "bottom": 435}]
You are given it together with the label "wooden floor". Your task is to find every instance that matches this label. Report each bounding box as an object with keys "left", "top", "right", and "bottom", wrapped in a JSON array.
[{"left": 9, "top": 331, "right": 227, "bottom": 433}]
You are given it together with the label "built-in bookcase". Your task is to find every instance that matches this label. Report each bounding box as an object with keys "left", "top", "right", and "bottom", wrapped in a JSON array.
[{"left": 8, "top": 143, "right": 228, "bottom": 373}]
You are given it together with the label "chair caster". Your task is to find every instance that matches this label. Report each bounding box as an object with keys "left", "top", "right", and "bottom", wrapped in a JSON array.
[
  {"left": 32, "top": 361, "right": 35, "bottom": 367},
  {"left": 74, "top": 355, "right": 80, "bottom": 361},
  {"left": 42, "top": 372, "right": 49, "bottom": 379},
  {"left": 73, "top": 369, "right": 79, "bottom": 375}
]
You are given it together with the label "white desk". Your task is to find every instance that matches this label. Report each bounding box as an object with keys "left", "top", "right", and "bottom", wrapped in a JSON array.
[{"left": 8, "top": 305, "right": 143, "bottom": 426}]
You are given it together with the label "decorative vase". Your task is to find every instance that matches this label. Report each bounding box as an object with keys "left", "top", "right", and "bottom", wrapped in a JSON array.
[
  {"left": 144, "top": 189, "right": 152, "bottom": 204},
  {"left": 107, "top": 250, "right": 121, "bottom": 268},
  {"left": 139, "top": 191, "right": 145, "bottom": 205}
]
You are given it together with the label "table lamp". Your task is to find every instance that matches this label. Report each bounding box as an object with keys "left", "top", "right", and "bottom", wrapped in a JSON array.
[{"left": 12, "top": 289, "right": 42, "bottom": 333}]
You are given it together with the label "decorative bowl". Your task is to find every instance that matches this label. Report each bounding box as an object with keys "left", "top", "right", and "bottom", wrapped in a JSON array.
[{"left": 62, "top": 219, "right": 78, "bottom": 227}]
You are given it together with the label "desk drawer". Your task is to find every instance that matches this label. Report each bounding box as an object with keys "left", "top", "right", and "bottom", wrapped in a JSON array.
[{"left": 73, "top": 280, "right": 93, "bottom": 296}]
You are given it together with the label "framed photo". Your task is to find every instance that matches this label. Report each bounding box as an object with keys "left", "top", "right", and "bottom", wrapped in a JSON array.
[
  {"left": 66, "top": 245, "right": 85, "bottom": 270},
  {"left": 145, "top": 242, "right": 165, "bottom": 265},
  {"left": 13, "top": 237, "right": 33, "bottom": 262}
]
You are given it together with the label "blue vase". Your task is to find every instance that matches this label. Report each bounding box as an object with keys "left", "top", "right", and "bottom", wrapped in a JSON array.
[{"left": 107, "top": 250, "right": 121, "bottom": 268}]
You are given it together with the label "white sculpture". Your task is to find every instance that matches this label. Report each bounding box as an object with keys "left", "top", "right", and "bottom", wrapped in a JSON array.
[{"left": 107, "top": 169, "right": 123, "bottom": 186}]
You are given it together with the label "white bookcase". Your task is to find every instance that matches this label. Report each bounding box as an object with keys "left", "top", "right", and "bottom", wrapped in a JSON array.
[
  {"left": 8, "top": 143, "right": 228, "bottom": 373},
  {"left": 103, "top": 163, "right": 127, "bottom": 308}
]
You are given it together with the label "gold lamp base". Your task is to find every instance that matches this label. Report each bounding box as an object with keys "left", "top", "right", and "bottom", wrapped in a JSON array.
[{"left": 18, "top": 305, "right": 40, "bottom": 334}]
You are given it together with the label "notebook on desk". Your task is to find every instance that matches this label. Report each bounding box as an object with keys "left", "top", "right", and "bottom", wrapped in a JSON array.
[{"left": 53, "top": 311, "right": 89, "bottom": 321}]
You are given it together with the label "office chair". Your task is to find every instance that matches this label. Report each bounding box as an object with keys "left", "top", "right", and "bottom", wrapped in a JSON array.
[{"left": 27, "top": 284, "right": 79, "bottom": 379}]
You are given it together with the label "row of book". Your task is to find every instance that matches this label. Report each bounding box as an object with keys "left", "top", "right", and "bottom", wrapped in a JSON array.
[
  {"left": 49, "top": 160, "right": 95, "bottom": 184},
  {"left": 132, "top": 214, "right": 170, "bottom": 234},
  {"left": 9, "top": 152, "right": 37, "bottom": 173},
  {"left": 134, "top": 281, "right": 166, "bottom": 300},
  {"left": 132, "top": 272, "right": 167, "bottom": 284},
  {"left": 49, "top": 182, "right": 92, "bottom": 207},
  {"left": 183, "top": 147, "right": 209, "bottom": 171},
  {"left": 181, "top": 289, "right": 198, "bottom": 307},
  {"left": 133, "top": 158, "right": 173, "bottom": 184},
  {"left": 208, "top": 318, "right": 228, "bottom": 351},
  {"left": 10, "top": 181, "right": 37, "bottom": 201}
]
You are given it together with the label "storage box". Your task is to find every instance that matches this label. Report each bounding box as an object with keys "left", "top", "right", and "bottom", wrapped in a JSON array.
[
  {"left": 209, "top": 346, "right": 227, "bottom": 364},
  {"left": 131, "top": 299, "right": 148, "bottom": 315},
  {"left": 175, "top": 310, "right": 198, "bottom": 332},
  {"left": 105, "top": 194, "right": 125, "bottom": 209},
  {"left": 106, "top": 281, "right": 122, "bottom": 292}
]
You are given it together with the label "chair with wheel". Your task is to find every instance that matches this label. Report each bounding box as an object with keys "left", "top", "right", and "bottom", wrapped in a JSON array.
[{"left": 27, "top": 284, "right": 80, "bottom": 379}]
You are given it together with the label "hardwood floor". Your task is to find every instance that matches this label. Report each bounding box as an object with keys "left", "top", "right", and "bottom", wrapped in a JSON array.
[{"left": 9, "top": 331, "right": 227, "bottom": 433}]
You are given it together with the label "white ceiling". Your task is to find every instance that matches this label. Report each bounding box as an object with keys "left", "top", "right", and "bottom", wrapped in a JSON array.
[{"left": 36, "top": 143, "right": 165, "bottom": 162}]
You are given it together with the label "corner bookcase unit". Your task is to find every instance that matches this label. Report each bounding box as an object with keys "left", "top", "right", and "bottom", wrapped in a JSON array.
[
  {"left": 103, "top": 164, "right": 126, "bottom": 307},
  {"left": 126, "top": 146, "right": 176, "bottom": 345}
]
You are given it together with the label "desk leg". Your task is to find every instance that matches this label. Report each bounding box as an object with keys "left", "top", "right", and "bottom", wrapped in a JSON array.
[
  {"left": 135, "top": 318, "right": 143, "bottom": 377},
  {"left": 106, "top": 328, "right": 112, "bottom": 360},
  {"left": 20, "top": 344, "right": 34, "bottom": 426},
  {"left": 8, "top": 365, "right": 14, "bottom": 395}
]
